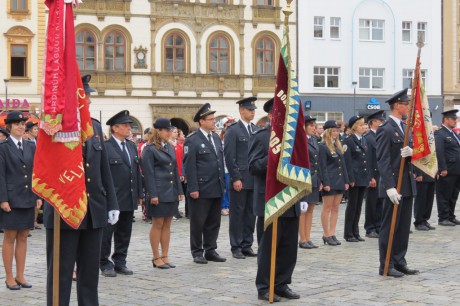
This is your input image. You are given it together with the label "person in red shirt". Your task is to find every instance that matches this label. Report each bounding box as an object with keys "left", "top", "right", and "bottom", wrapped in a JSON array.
[{"left": 170, "top": 127, "right": 184, "bottom": 219}]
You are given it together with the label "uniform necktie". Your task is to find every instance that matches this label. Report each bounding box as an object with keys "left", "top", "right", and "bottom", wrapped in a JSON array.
[
  {"left": 18, "top": 141, "right": 23, "bottom": 155},
  {"left": 163, "top": 143, "right": 168, "bottom": 152},
  {"left": 207, "top": 133, "right": 217, "bottom": 154},
  {"left": 248, "top": 124, "right": 252, "bottom": 137},
  {"left": 451, "top": 130, "right": 460, "bottom": 145},
  {"left": 400, "top": 122, "right": 405, "bottom": 135},
  {"left": 121, "top": 141, "right": 131, "bottom": 166}
]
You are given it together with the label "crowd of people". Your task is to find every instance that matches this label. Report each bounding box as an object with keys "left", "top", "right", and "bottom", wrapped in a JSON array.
[{"left": 0, "top": 74, "right": 460, "bottom": 303}]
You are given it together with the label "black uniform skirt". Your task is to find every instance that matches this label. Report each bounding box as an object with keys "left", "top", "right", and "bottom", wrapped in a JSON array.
[
  {"left": 0, "top": 207, "right": 34, "bottom": 230},
  {"left": 147, "top": 201, "right": 179, "bottom": 218},
  {"left": 321, "top": 189, "right": 345, "bottom": 197},
  {"left": 305, "top": 187, "right": 320, "bottom": 203}
]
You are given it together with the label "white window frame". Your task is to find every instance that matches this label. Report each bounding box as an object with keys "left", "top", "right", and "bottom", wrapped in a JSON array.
[
  {"left": 313, "top": 66, "right": 340, "bottom": 88},
  {"left": 359, "top": 19, "right": 385, "bottom": 41},
  {"left": 314, "top": 16, "right": 325, "bottom": 38},
  {"left": 402, "top": 21, "right": 411, "bottom": 42},
  {"left": 402, "top": 69, "right": 427, "bottom": 90},
  {"left": 359, "top": 68, "right": 385, "bottom": 89},
  {"left": 310, "top": 111, "right": 343, "bottom": 124},
  {"left": 417, "top": 22, "right": 427, "bottom": 42},
  {"left": 330, "top": 17, "right": 341, "bottom": 39}
]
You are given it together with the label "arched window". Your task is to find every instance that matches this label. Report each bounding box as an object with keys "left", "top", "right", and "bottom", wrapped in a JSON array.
[
  {"left": 104, "top": 31, "right": 126, "bottom": 71},
  {"left": 164, "top": 32, "right": 186, "bottom": 72},
  {"left": 255, "top": 36, "right": 275, "bottom": 75},
  {"left": 76, "top": 30, "right": 96, "bottom": 71},
  {"left": 209, "top": 35, "right": 230, "bottom": 74}
]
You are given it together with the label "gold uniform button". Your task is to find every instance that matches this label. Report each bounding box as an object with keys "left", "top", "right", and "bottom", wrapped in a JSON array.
[
  {"left": 25, "top": 185, "right": 28, "bottom": 188},
  {"left": 87, "top": 178, "right": 91, "bottom": 182},
  {"left": 23, "top": 165, "right": 26, "bottom": 168},
  {"left": 25, "top": 175, "right": 28, "bottom": 178},
  {"left": 87, "top": 193, "right": 90, "bottom": 197},
  {"left": 131, "top": 180, "right": 133, "bottom": 182},
  {"left": 170, "top": 172, "right": 173, "bottom": 175},
  {"left": 364, "top": 168, "right": 367, "bottom": 171},
  {"left": 131, "top": 189, "right": 133, "bottom": 192},
  {"left": 86, "top": 163, "right": 90, "bottom": 167},
  {"left": 170, "top": 181, "right": 173, "bottom": 184},
  {"left": 339, "top": 173, "right": 342, "bottom": 176},
  {"left": 169, "top": 163, "right": 172, "bottom": 166}
]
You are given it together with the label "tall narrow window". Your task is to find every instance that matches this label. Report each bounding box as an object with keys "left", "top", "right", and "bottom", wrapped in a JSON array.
[
  {"left": 314, "top": 16, "right": 324, "bottom": 38},
  {"left": 11, "top": 0, "right": 27, "bottom": 11},
  {"left": 255, "top": 36, "right": 275, "bottom": 75},
  {"left": 76, "top": 30, "right": 96, "bottom": 71},
  {"left": 402, "top": 21, "right": 411, "bottom": 42},
  {"left": 417, "top": 22, "right": 427, "bottom": 42},
  {"left": 10, "top": 45, "right": 27, "bottom": 77},
  {"left": 104, "top": 31, "right": 126, "bottom": 71},
  {"left": 209, "top": 35, "right": 230, "bottom": 74},
  {"left": 164, "top": 33, "right": 186, "bottom": 72},
  {"left": 330, "top": 17, "right": 341, "bottom": 39}
]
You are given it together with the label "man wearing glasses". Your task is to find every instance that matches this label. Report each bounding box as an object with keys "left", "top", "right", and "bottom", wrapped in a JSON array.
[{"left": 183, "top": 103, "right": 226, "bottom": 264}]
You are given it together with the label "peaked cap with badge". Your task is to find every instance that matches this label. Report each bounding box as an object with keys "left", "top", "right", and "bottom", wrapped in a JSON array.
[
  {"left": 385, "top": 88, "right": 410, "bottom": 105},
  {"left": 194, "top": 103, "right": 216, "bottom": 122},
  {"left": 441, "top": 109, "right": 458, "bottom": 119},
  {"left": 367, "top": 110, "right": 385, "bottom": 122},
  {"left": 236, "top": 97, "right": 257, "bottom": 110},
  {"left": 4, "top": 111, "right": 28, "bottom": 124},
  {"left": 263, "top": 98, "right": 274, "bottom": 113},
  {"left": 106, "top": 110, "right": 133, "bottom": 126}
]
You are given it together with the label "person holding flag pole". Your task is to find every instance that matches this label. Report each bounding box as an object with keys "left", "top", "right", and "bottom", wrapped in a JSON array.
[
  {"left": 255, "top": 0, "right": 311, "bottom": 302},
  {"left": 377, "top": 36, "right": 437, "bottom": 277}
]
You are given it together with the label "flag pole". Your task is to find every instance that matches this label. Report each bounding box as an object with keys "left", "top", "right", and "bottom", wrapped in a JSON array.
[
  {"left": 268, "top": 1, "right": 293, "bottom": 302},
  {"left": 53, "top": 210, "right": 61, "bottom": 305},
  {"left": 383, "top": 36, "right": 424, "bottom": 276}
]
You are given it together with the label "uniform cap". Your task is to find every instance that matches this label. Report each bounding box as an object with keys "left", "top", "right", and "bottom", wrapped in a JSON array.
[
  {"left": 236, "top": 97, "right": 257, "bottom": 110},
  {"left": 194, "top": 103, "right": 216, "bottom": 122},
  {"left": 348, "top": 115, "right": 362, "bottom": 128},
  {"left": 367, "top": 110, "right": 385, "bottom": 122},
  {"left": 323, "top": 120, "right": 339, "bottom": 130},
  {"left": 4, "top": 111, "right": 28, "bottom": 124},
  {"left": 385, "top": 88, "right": 410, "bottom": 105},
  {"left": 106, "top": 110, "right": 133, "bottom": 126},
  {"left": 304, "top": 115, "right": 316, "bottom": 123},
  {"left": 263, "top": 98, "right": 274, "bottom": 113},
  {"left": 82, "top": 74, "right": 96, "bottom": 94},
  {"left": 153, "top": 118, "right": 173, "bottom": 129},
  {"left": 441, "top": 109, "right": 458, "bottom": 119},
  {"left": 25, "top": 121, "right": 38, "bottom": 132}
]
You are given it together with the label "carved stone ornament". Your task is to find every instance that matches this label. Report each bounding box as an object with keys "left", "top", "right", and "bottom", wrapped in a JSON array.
[{"left": 134, "top": 45, "right": 148, "bottom": 69}]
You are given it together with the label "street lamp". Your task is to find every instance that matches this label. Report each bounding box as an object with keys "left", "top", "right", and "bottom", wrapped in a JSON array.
[
  {"left": 352, "top": 81, "right": 357, "bottom": 115},
  {"left": 3, "top": 79, "right": 9, "bottom": 112}
]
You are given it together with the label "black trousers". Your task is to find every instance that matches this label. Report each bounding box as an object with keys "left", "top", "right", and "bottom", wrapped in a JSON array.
[
  {"left": 414, "top": 182, "right": 435, "bottom": 225},
  {"left": 256, "top": 217, "right": 299, "bottom": 295},
  {"left": 436, "top": 175, "right": 460, "bottom": 222},
  {"left": 229, "top": 189, "right": 256, "bottom": 252},
  {"left": 379, "top": 196, "right": 413, "bottom": 269},
  {"left": 364, "top": 186, "right": 383, "bottom": 234},
  {"left": 344, "top": 186, "right": 367, "bottom": 239},
  {"left": 100, "top": 210, "right": 134, "bottom": 270},
  {"left": 46, "top": 228, "right": 103, "bottom": 306},
  {"left": 189, "top": 197, "right": 222, "bottom": 258},
  {"left": 256, "top": 216, "right": 264, "bottom": 247}
]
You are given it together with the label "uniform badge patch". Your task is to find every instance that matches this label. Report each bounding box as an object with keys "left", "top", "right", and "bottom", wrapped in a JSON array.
[
  {"left": 201, "top": 143, "right": 205, "bottom": 148},
  {"left": 343, "top": 144, "right": 348, "bottom": 152},
  {"left": 184, "top": 146, "right": 188, "bottom": 154}
]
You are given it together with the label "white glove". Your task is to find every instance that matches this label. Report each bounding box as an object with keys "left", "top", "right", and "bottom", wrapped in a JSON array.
[
  {"left": 400, "top": 146, "right": 413, "bottom": 158},
  {"left": 108, "top": 210, "right": 120, "bottom": 225},
  {"left": 386, "top": 188, "right": 401, "bottom": 205},
  {"left": 300, "top": 201, "right": 308, "bottom": 212},
  {"left": 64, "top": 0, "right": 82, "bottom": 7}
]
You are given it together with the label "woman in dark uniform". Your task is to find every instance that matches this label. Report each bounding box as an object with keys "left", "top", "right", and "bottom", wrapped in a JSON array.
[
  {"left": 142, "top": 118, "right": 184, "bottom": 269},
  {"left": 319, "top": 120, "right": 349, "bottom": 246},
  {"left": 343, "top": 116, "right": 370, "bottom": 242},
  {"left": 299, "top": 116, "right": 321, "bottom": 249},
  {"left": 0, "top": 111, "right": 42, "bottom": 290}
]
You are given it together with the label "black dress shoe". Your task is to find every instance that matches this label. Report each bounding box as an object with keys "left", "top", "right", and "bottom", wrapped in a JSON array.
[
  {"left": 450, "top": 218, "right": 460, "bottom": 225},
  {"left": 439, "top": 220, "right": 456, "bottom": 226},
  {"left": 395, "top": 265, "right": 420, "bottom": 275},
  {"left": 424, "top": 221, "right": 436, "bottom": 230},
  {"left": 307, "top": 241, "right": 319, "bottom": 248},
  {"left": 14, "top": 279, "right": 32, "bottom": 288},
  {"left": 101, "top": 268, "right": 117, "bottom": 277},
  {"left": 379, "top": 268, "right": 404, "bottom": 278},
  {"left": 5, "top": 281, "right": 21, "bottom": 290},
  {"left": 415, "top": 224, "right": 429, "bottom": 231},
  {"left": 365, "top": 231, "right": 379, "bottom": 238},
  {"left": 232, "top": 250, "right": 246, "bottom": 259},
  {"left": 258, "top": 292, "right": 280, "bottom": 302},
  {"left": 242, "top": 248, "right": 257, "bottom": 257},
  {"left": 345, "top": 237, "right": 359, "bottom": 242},
  {"left": 354, "top": 235, "right": 365, "bottom": 242},
  {"left": 331, "top": 236, "right": 341, "bottom": 245},
  {"left": 115, "top": 266, "right": 133, "bottom": 275},
  {"left": 193, "top": 256, "right": 208, "bottom": 264},
  {"left": 299, "top": 241, "right": 313, "bottom": 249},
  {"left": 205, "top": 252, "right": 227, "bottom": 262},
  {"left": 322, "top": 236, "right": 337, "bottom": 246},
  {"left": 275, "top": 287, "right": 300, "bottom": 299}
]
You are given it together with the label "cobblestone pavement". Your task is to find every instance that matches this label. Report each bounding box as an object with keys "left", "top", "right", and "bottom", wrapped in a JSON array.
[{"left": 1, "top": 200, "right": 459, "bottom": 306}]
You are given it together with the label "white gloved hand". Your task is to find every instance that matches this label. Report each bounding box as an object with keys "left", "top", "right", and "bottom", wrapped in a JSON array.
[
  {"left": 400, "top": 146, "right": 413, "bottom": 158},
  {"left": 300, "top": 201, "right": 308, "bottom": 212},
  {"left": 108, "top": 210, "right": 120, "bottom": 225},
  {"left": 386, "top": 188, "right": 401, "bottom": 205},
  {"left": 64, "top": 0, "right": 82, "bottom": 7}
]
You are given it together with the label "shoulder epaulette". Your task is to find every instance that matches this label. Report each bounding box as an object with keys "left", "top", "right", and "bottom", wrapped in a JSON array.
[
  {"left": 253, "top": 127, "right": 268, "bottom": 134},
  {"left": 379, "top": 121, "right": 388, "bottom": 127},
  {"left": 91, "top": 118, "right": 101, "bottom": 124},
  {"left": 186, "top": 131, "right": 197, "bottom": 138},
  {"left": 228, "top": 122, "right": 238, "bottom": 127}
]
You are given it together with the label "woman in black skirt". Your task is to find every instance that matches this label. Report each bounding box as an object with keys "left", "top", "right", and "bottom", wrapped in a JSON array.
[
  {"left": 0, "top": 111, "right": 42, "bottom": 289},
  {"left": 319, "top": 120, "right": 349, "bottom": 246},
  {"left": 299, "top": 115, "right": 321, "bottom": 249},
  {"left": 142, "top": 118, "right": 184, "bottom": 269}
]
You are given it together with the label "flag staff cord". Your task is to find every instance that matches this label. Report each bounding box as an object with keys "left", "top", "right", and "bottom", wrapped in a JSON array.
[
  {"left": 383, "top": 36, "right": 424, "bottom": 276},
  {"left": 53, "top": 211, "right": 60, "bottom": 305},
  {"left": 268, "top": 0, "right": 293, "bottom": 303}
]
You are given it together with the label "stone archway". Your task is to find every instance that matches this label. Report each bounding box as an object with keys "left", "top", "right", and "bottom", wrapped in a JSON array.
[
  {"left": 150, "top": 103, "right": 202, "bottom": 136},
  {"left": 171, "top": 117, "right": 190, "bottom": 136}
]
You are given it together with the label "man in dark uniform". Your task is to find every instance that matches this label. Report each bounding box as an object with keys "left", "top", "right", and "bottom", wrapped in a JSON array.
[
  {"left": 0, "top": 127, "right": 9, "bottom": 141},
  {"left": 364, "top": 110, "right": 385, "bottom": 238},
  {"left": 100, "top": 110, "right": 142, "bottom": 277},
  {"left": 252, "top": 98, "right": 301, "bottom": 302},
  {"left": 376, "top": 88, "right": 418, "bottom": 278},
  {"left": 413, "top": 166, "right": 436, "bottom": 230},
  {"left": 248, "top": 98, "right": 272, "bottom": 246},
  {"left": 183, "top": 103, "right": 226, "bottom": 264},
  {"left": 44, "top": 74, "right": 120, "bottom": 306},
  {"left": 224, "top": 97, "right": 258, "bottom": 259},
  {"left": 435, "top": 109, "right": 460, "bottom": 226}
]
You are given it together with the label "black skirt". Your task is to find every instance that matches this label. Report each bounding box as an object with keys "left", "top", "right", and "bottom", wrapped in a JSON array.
[
  {"left": 305, "top": 187, "right": 320, "bottom": 203},
  {"left": 0, "top": 207, "right": 34, "bottom": 230},
  {"left": 147, "top": 201, "right": 179, "bottom": 218},
  {"left": 321, "top": 189, "right": 345, "bottom": 197}
]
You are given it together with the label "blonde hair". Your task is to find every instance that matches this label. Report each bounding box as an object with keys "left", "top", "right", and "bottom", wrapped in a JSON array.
[
  {"left": 149, "top": 128, "right": 164, "bottom": 150},
  {"left": 322, "top": 128, "right": 344, "bottom": 154},
  {"left": 351, "top": 118, "right": 365, "bottom": 132}
]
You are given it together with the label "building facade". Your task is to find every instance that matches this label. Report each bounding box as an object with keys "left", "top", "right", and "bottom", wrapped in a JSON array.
[
  {"left": 297, "top": 0, "right": 444, "bottom": 125},
  {"left": 0, "top": 0, "right": 297, "bottom": 137}
]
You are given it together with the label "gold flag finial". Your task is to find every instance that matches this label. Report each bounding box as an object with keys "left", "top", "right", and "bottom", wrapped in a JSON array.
[{"left": 283, "top": 0, "right": 293, "bottom": 26}]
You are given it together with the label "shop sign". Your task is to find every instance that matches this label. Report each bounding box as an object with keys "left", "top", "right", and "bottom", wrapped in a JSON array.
[
  {"left": 0, "top": 99, "right": 30, "bottom": 109},
  {"left": 367, "top": 98, "right": 380, "bottom": 110}
]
